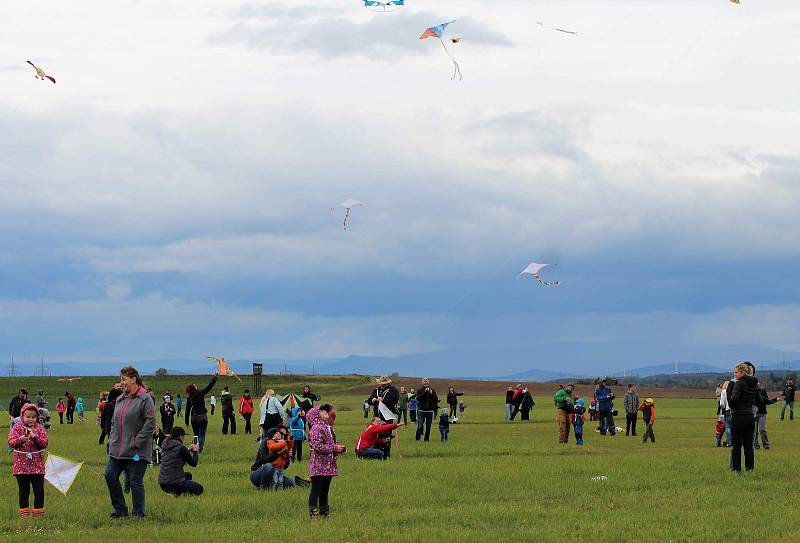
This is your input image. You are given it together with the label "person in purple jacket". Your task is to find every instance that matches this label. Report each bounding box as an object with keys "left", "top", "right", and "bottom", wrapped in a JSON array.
[{"left": 307, "top": 404, "right": 346, "bottom": 519}]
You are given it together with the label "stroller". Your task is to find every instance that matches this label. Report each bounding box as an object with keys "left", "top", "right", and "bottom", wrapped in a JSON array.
[{"left": 38, "top": 407, "right": 52, "bottom": 430}]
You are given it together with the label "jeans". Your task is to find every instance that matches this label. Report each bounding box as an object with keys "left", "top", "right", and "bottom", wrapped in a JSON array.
[
  {"left": 439, "top": 428, "right": 449, "bottom": 441},
  {"left": 781, "top": 400, "right": 794, "bottom": 420},
  {"left": 222, "top": 414, "right": 236, "bottom": 435},
  {"left": 105, "top": 457, "right": 148, "bottom": 515},
  {"left": 724, "top": 412, "right": 732, "bottom": 446},
  {"left": 249, "top": 464, "right": 296, "bottom": 490},
  {"left": 715, "top": 433, "right": 723, "bottom": 446},
  {"left": 242, "top": 413, "right": 252, "bottom": 434},
  {"left": 625, "top": 413, "right": 638, "bottom": 435},
  {"left": 642, "top": 423, "right": 655, "bottom": 443},
  {"left": 598, "top": 411, "right": 616, "bottom": 435},
  {"left": 410, "top": 409, "right": 416, "bottom": 422},
  {"left": 556, "top": 409, "right": 570, "bottom": 443},
  {"left": 730, "top": 413, "right": 755, "bottom": 471},
  {"left": 753, "top": 414, "right": 769, "bottom": 447},
  {"left": 160, "top": 473, "right": 204, "bottom": 496},
  {"left": 356, "top": 447, "right": 385, "bottom": 459},
  {"left": 574, "top": 425, "right": 583, "bottom": 445},
  {"left": 66, "top": 408, "right": 74, "bottom": 424},
  {"left": 190, "top": 417, "right": 208, "bottom": 452},
  {"left": 416, "top": 410, "right": 434, "bottom": 441},
  {"left": 505, "top": 403, "right": 512, "bottom": 420},
  {"left": 272, "top": 468, "right": 284, "bottom": 490}
]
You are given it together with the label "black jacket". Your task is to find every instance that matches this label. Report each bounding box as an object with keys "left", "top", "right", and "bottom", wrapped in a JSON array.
[
  {"left": 221, "top": 393, "right": 234, "bottom": 416},
  {"left": 300, "top": 391, "right": 320, "bottom": 412},
  {"left": 439, "top": 414, "right": 450, "bottom": 429},
  {"left": 160, "top": 403, "right": 176, "bottom": 426},
  {"left": 158, "top": 438, "right": 198, "bottom": 486},
  {"left": 369, "top": 385, "right": 400, "bottom": 420},
  {"left": 783, "top": 382, "right": 796, "bottom": 402},
  {"left": 9, "top": 396, "right": 28, "bottom": 418},
  {"left": 416, "top": 386, "right": 439, "bottom": 412},
  {"left": 102, "top": 389, "right": 123, "bottom": 435},
  {"left": 447, "top": 391, "right": 463, "bottom": 406},
  {"left": 250, "top": 439, "right": 279, "bottom": 472},
  {"left": 505, "top": 390, "right": 514, "bottom": 404},
  {"left": 729, "top": 376, "right": 758, "bottom": 416},
  {"left": 755, "top": 388, "right": 778, "bottom": 415},
  {"left": 520, "top": 392, "right": 535, "bottom": 411},
  {"left": 185, "top": 376, "right": 217, "bottom": 424}
]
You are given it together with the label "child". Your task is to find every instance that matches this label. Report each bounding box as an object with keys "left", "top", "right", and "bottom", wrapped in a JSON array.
[
  {"left": 639, "top": 398, "right": 656, "bottom": 443},
  {"left": 157, "top": 427, "right": 203, "bottom": 496},
  {"left": 362, "top": 399, "right": 370, "bottom": 419},
  {"left": 96, "top": 392, "right": 108, "bottom": 427},
  {"left": 55, "top": 398, "right": 65, "bottom": 425},
  {"left": 76, "top": 396, "right": 85, "bottom": 424},
  {"left": 267, "top": 427, "right": 293, "bottom": 489},
  {"left": 459, "top": 400, "right": 465, "bottom": 419},
  {"left": 588, "top": 399, "right": 598, "bottom": 421},
  {"left": 307, "top": 404, "right": 346, "bottom": 518},
  {"left": 439, "top": 408, "right": 450, "bottom": 442},
  {"left": 571, "top": 398, "right": 586, "bottom": 445},
  {"left": 289, "top": 407, "right": 306, "bottom": 462},
  {"left": 715, "top": 415, "right": 726, "bottom": 447},
  {"left": 409, "top": 394, "right": 418, "bottom": 423},
  {"left": 7, "top": 403, "right": 49, "bottom": 518}
]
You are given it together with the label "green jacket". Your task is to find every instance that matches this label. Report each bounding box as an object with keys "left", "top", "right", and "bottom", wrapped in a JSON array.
[{"left": 553, "top": 389, "right": 573, "bottom": 410}]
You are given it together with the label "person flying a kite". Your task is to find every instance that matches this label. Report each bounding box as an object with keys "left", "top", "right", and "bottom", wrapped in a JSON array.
[
  {"left": 26, "top": 61, "right": 56, "bottom": 84},
  {"left": 420, "top": 20, "right": 462, "bottom": 81},
  {"left": 518, "top": 262, "right": 561, "bottom": 286}
]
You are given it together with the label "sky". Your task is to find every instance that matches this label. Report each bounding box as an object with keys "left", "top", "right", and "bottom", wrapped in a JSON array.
[{"left": 1, "top": 0, "right": 800, "bottom": 369}]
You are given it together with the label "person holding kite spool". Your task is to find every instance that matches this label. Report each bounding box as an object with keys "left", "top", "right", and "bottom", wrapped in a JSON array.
[{"left": 8, "top": 403, "right": 49, "bottom": 519}]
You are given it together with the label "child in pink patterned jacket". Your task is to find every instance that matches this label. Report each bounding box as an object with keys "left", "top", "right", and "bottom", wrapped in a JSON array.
[
  {"left": 306, "top": 404, "right": 346, "bottom": 519},
  {"left": 7, "top": 403, "right": 49, "bottom": 519}
]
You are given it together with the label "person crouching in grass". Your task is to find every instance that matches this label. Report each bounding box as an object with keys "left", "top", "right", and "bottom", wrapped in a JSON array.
[
  {"left": 356, "top": 416, "right": 403, "bottom": 459},
  {"left": 267, "top": 427, "right": 293, "bottom": 489},
  {"left": 639, "top": 398, "right": 656, "bottom": 443},
  {"left": 8, "top": 403, "right": 48, "bottom": 519},
  {"left": 158, "top": 427, "right": 203, "bottom": 496}
]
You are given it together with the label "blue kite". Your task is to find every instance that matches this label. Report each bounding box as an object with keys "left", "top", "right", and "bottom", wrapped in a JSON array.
[
  {"left": 420, "top": 20, "right": 462, "bottom": 80},
  {"left": 364, "top": 0, "right": 404, "bottom": 12}
]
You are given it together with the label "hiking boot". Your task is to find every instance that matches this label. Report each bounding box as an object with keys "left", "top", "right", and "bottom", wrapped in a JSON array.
[
  {"left": 320, "top": 506, "right": 330, "bottom": 518},
  {"left": 109, "top": 512, "right": 129, "bottom": 519},
  {"left": 309, "top": 508, "right": 319, "bottom": 519},
  {"left": 18, "top": 508, "right": 30, "bottom": 519},
  {"left": 31, "top": 508, "right": 44, "bottom": 519}
]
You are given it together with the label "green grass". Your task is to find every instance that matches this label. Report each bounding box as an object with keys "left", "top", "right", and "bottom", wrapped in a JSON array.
[{"left": 0, "top": 377, "right": 798, "bottom": 542}]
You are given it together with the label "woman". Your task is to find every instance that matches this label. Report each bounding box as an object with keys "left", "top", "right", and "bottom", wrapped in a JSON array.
[
  {"left": 307, "top": 404, "right": 346, "bottom": 518},
  {"left": 520, "top": 388, "right": 535, "bottom": 421},
  {"left": 300, "top": 385, "right": 321, "bottom": 413},
  {"left": 104, "top": 366, "right": 156, "bottom": 518},
  {"left": 184, "top": 373, "right": 218, "bottom": 453},
  {"left": 160, "top": 394, "right": 176, "bottom": 434},
  {"left": 65, "top": 393, "right": 76, "bottom": 424},
  {"left": 239, "top": 389, "right": 255, "bottom": 435},
  {"left": 259, "top": 389, "right": 284, "bottom": 439},
  {"left": 728, "top": 362, "right": 758, "bottom": 472},
  {"left": 249, "top": 425, "right": 297, "bottom": 490},
  {"left": 447, "top": 387, "right": 463, "bottom": 420}
]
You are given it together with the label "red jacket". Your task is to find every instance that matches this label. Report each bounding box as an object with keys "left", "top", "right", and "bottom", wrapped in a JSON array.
[
  {"left": 356, "top": 422, "right": 400, "bottom": 451},
  {"left": 239, "top": 396, "right": 254, "bottom": 415}
]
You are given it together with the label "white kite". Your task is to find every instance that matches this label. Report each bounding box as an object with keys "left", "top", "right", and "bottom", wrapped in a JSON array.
[
  {"left": 337, "top": 199, "right": 364, "bottom": 230},
  {"left": 27, "top": 61, "right": 56, "bottom": 84},
  {"left": 518, "top": 262, "right": 561, "bottom": 286},
  {"left": 378, "top": 401, "right": 397, "bottom": 421},
  {"left": 45, "top": 453, "right": 83, "bottom": 495}
]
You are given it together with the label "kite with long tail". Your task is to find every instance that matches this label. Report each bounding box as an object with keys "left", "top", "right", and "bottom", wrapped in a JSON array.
[
  {"left": 518, "top": 262, "right": 561, "bottom": 286},
  {"left": 206, "top": 355, "right": 242, "bottom": 381},
  {"left": 420, "top": 20, "right": 462, "bottom": 80},
  {"left": 337, "top": 199, "right": 363, "bottom": 230}
]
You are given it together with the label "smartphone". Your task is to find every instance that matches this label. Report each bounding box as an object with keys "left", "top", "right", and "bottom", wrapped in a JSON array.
[{"left": 192, "top": 435, "right": 199, "bottom": 446}]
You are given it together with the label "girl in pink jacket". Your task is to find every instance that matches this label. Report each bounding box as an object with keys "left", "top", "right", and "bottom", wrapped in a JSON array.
[
  {"left": 306, "top": 404, "right": 346, "bottom": 518},
  {"left": 7, "top": 403, "right": 49, "bottom": 519}
]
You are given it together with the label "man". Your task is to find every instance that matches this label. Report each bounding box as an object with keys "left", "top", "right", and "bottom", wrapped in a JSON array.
[
  {"left": 553, "top": 383, "right": 575, "bottom": 444},
  {"left": 368, "top": 376, "right": 400, "bottom": 456},
  {"left": 781, "top": 376, "right": 795, "bottom": 421},
  {"left": 9, "top": 389, "right": 29, "bottom": 418},
  {"left": 754, "top": 380, "right": 779, "bottom": 449},
  {"left": 36, "top": 390, "right": 47, "bottom": 408},
  {"left": 510, "top": 384, "right": 524, "bottom": 420},
  {"left": 415, "top": 377, "right": 439, "bottom": 442},
  {"left": 594, "top": 378, "right": 616, "bottom": 436},
  {"left": 220, "top": 387, "right": 236, "bottom": 435},
  {"left": 505, "top": 386, "right": 514, "bottom": 420},
  {"left": 398, "top": 386, "right": 409, "bottom": 426},
  {"left": 623, "top": 384, "right": 640, "bottom": 436},
  {"left": 355, "top": 416, "right": 403, "bottom": 459}
]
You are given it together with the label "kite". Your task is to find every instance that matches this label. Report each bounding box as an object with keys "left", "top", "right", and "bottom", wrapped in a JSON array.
[
  {"left": 536, "top": 22, "right": 578, "bottom": 36},
  {"left": 337, "top": 199, "right": 363, "bottom": 230},
  {"left": 279, "top": 393, "right": 307, "bottom": 414},
  {"left": 363, "top": 0, "right": 404, "bottom": 12},
  {"left": 205, "top": 355, "right": 242, "bottom": 381},
  {"left": 729, "top": 0, "right": 740, "bottom": 3},
  {"left": 26, "top": 61, "right": 56, "bottom": 84},
  {"left": 518, "top": 262, "right": 561, "bottom": 286},
  {"left": 378, "top": 401, "right": 397, "bottom": 421},
  {"left": 420, "top": 20, "right": 462, "bottom": 81},
  {"left": 57, "top": 378, "right": 81, "bottom": 383},
  {"left": 45, "top": 453, "right": 83, "bottom": 495}
]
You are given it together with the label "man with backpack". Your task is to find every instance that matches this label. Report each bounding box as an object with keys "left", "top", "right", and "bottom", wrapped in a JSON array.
[{"left": 594, "top": 378, "right": 617, "bottom": 436}]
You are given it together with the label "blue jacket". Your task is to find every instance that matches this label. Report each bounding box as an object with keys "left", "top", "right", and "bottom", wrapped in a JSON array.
[
  {"left": 289, "top": 407, "right": 305, "bottom": 441},
  {"left": 594, "top": 385, "right": 615, "bottom": 412}
]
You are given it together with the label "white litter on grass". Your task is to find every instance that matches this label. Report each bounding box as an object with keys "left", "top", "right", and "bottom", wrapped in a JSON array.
[{"left": 591, "top": 476, "right": 608, "bottom": 482}]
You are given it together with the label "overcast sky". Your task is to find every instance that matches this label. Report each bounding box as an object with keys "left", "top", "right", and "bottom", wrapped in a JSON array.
[{"left": 1, "top": 0, "right": 799, "bottom": 366}]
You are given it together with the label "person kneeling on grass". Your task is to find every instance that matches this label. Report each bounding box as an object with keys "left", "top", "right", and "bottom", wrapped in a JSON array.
[
  {"left": 267, "top": 427, "right": 294, "bottom": 489},
  {"left": 639, "top": 398, "right": 656, "bottom": 443},
  {"left": 356, "top": 416, "right": 403, "bottom": 459},
  {"left": 158, "top": 427, "right": 203, "bottom": 496},
  {"left": 250, "top": 426, "right": 309, "bottom": 490}
]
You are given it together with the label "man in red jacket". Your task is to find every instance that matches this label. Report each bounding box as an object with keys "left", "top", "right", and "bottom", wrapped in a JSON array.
[{"left": 355, "top": 417, "right": 403, "bottom": 460}]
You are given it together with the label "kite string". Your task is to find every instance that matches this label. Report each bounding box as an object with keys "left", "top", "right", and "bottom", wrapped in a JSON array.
[{"left": 438, "top": 38, "right": 462, "bottom": 80}]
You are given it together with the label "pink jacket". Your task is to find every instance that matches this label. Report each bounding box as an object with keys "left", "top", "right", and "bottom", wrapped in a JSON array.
[
  {"left": 7, "top": 421, "right": 48, "bottom": 475},
  {"left": 307, "top": 407, "right": 338, "bottom": 477}
]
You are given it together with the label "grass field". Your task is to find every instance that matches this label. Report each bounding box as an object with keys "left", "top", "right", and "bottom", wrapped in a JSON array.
[{"left": 0, "top": 376, "right": 798, "bottom": 542}]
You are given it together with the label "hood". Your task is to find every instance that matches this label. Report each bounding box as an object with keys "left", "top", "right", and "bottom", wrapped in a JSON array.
[
  {"left": 306, "top": 406, "right": 326, "bottom": 427},
  {"left": 107, "top": 388, "right": 123, "bottom": 403},
  {"left": 739, "top": 375, "right": 758, "bottom": 388},
  {"left": 20, "top": 402, "right": 40, "bottom": 416},
  {"left": 291, "top": 406, "right": 300, "bottom": 416}
]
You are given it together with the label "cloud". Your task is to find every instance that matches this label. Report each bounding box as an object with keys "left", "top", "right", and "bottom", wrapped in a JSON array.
[{"left": 211, "top": 4, "right": 512, "bottom": 59}]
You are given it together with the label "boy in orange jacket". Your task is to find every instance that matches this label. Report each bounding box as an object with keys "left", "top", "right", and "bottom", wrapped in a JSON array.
[
  {"left": 639, "top": 398, "right": 655, "bottom": 443},
  {"left": 266, "top": 427, "right": 294, "bottom": 489}
]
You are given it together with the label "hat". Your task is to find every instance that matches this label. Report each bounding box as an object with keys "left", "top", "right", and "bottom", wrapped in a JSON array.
[
  {"left": 265, "top": 427, "right": 279, "bottom": 439},
  {"left": 718, "top": 415, "right": 725, "bottom": 422},
  {"left": 377, "top": 376, "right": 392, "bottom": 385},
  {"left": 576, "top": 398, "right": 585, "bottom": 406},
  {"left": 645, "top": 398, "right": 654, "bottom": 404},
  {"left": 170, "top": 426, "right": 187, "bottom": 438},
  {"left": 20, "top": 402, "right": 39, "bottom": 416},
  {"left": 566, "top": 382, "right": 575, "bottom": 388}
]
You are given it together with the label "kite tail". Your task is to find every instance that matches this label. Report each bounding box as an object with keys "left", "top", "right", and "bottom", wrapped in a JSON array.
[
  {"left": 394, "top": 430, "right": 402, "bottom": 458},
  {"left": 343, "top": 208, "right": 350, "bottom": 230},
  {"left": 439, "top": 38, "right": 462, "bottom": 81}
]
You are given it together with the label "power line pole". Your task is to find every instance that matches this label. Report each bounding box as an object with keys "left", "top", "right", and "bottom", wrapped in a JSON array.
[{"left": 8, "top": 356, "right": 17, "bottom": 377}]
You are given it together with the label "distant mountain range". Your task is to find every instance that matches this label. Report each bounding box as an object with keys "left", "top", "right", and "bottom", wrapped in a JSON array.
[{"left": 5, "top": 342, "right": 799, "bottom": 380}]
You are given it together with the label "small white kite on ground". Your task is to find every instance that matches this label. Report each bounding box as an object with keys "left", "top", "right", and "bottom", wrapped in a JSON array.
[
  {"left": 27, "top": 61, "right": 56, "bottom": 84},
  {"left": 337, "top": 199, "right": 364, "bottom": 230},
  {"left": 518, "top": 262, "right": 561, "bottom": 286},
  {"left": 45, "top": 453, "right": 83, "bottom": 495}
]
